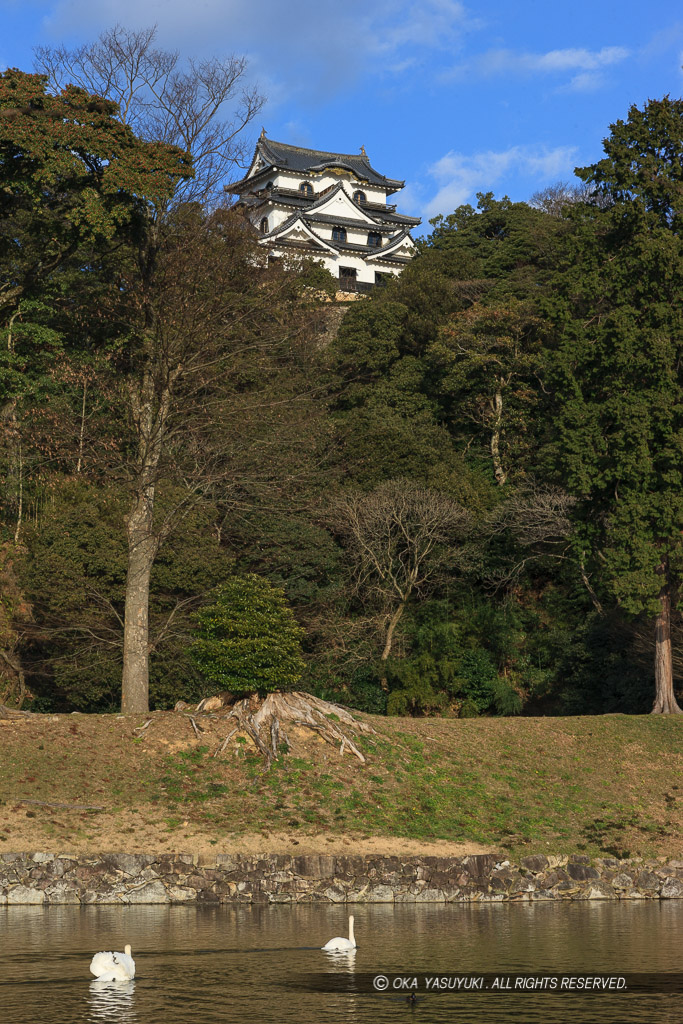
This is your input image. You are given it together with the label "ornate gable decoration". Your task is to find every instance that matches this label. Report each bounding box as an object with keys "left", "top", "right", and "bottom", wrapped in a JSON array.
[
  {"left": 266, "top": 216, "right": 337, "bottom": 253},
  {"left": 308, "top": 183, "right": 378, "bottom": 225}
]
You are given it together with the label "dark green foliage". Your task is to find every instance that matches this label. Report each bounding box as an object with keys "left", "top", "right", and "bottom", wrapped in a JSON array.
[
  {"left": 190, "top": 575, "right": 306, "bottom": 696},
  {"left": 550, "top": 612, "right": 654, "bottom": 716},
  {"left": 425, "top": 299, "right": 550, "bottom": 482},
  {"left": 383, "top": 600, "right": 523, "bottom": 717},
  {"left": 6, "top": 71, "right": 683, "bottom": 718},
  {"left": 425, "top": 192, "right": 566, "bottom": 303},
  {"left": 296, "top": 259, "right": 338, "bottom": 300},
  {"left": 551, "top": 97, "right": 683, "bottom": 619},
  {"left": 307, "top": 663, "right": 388, "bottom": 716},
  {"left": 18, "top": 481, "right": 226, "bottom": 711},
  {"left": 0, "top": 69, "right": 191, "bottom": 320}
]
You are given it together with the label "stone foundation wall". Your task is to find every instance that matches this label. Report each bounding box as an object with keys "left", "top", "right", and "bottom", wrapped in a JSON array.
[{"left": 2, "top": 852, "right": 683, "bottom": 905}]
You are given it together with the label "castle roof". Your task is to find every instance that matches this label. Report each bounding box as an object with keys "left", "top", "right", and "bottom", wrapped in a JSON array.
[
  {"left": 261, "top": 208, "right": 414, "bottom": 264},
  {"left": 227, "top": 135, "right": 405, "bottom": 194},
  {"left": 237, "top": 179, "right": 421, "bottom": 230}
]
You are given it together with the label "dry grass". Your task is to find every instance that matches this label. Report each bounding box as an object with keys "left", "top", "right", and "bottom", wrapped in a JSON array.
[{"left": 0, "top": 709, "right": 681, "bottom": 859}]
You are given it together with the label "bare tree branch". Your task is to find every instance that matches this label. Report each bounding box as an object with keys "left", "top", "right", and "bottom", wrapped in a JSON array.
[
  {"left": 35, "top": 24, "right": 265, "bottom": 207},
  {"left": 328, "top": 480, "right": 471, "bottom": 684}
]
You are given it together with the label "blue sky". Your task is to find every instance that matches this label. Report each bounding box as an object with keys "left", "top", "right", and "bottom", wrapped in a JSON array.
[{"left": 2, "top": 0, "right": 682, "bottom": 233}]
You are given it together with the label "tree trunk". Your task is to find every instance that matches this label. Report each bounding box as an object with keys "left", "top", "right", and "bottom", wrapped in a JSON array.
[
  {"left": 76, "top": 379, "right": 87, "bottom": 474},
  {"left": 490, "top": 390, "right": 507, "bottom": 485},
  {"left": 121, "top": 487, "right": 158, "bottom": 713},
  {"left": 379, "top": 601, "right": 406, "bottom": 692},
  {"left": 120, "top": 370, "right": 171, "bottom": 714},
  {"left": 13, "top": 436, "right": 23, "bottom": 545},
  {"left": 651, "top": 574, "right": 682, "bottom": 714}
]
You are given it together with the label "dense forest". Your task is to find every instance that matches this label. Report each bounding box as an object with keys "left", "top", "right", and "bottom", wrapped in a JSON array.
[{"left": 2, "top": 33, "right": 683, "bottom": 718}]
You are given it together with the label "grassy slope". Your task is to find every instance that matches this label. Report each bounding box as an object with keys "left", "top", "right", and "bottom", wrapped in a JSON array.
[{"left": 0, "top": 710, "right": 681, "bottom": 859}]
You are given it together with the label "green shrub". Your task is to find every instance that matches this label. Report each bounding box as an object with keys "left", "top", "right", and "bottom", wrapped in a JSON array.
[
  {"left": 189, "top": 575, "right": 306, "bottom": 696},
  {"left": 383, "top": 601, "right": 523, "bottom": 717}
]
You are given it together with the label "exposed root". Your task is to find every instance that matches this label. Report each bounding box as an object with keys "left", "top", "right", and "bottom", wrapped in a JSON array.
[
  {"left": 0, "top": 703, "right": 31, "bottom": 719},
  {"left": 178, "top": 691, "right": 374, "bottom": 766},
  {"left": 187, "top": 714, "right": 204, "bottom": 739},
  {"left": 214, "top": 727, "right": 238, "bottom": 757},
  {"left": 133, "top": 718, "right": 154, "bottom": 736}
]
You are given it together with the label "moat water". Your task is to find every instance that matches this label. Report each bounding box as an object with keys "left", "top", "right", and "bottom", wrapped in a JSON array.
[{"left": 2, "top": 901, "right": 681, "bottom": 1023}]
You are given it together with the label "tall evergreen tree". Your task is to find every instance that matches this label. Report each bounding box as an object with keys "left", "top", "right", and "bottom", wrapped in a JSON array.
[{"left": 553, "top": 97, "right": 683, "bottom": 713}]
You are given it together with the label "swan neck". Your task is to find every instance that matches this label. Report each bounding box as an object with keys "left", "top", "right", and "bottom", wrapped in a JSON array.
[
  {"left": 348, "top": 916, "right": 355, "bottom": 944},
  {"left": 124, "top": 945, "right": 132, "bottom": 957}
]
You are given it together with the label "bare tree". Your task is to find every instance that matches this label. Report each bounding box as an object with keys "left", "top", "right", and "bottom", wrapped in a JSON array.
[
  {"left": 106, "top": 211, "right": 324, "bottom": 713},
  {"left": 488, "top": 484, "right": 575, "bottom": 547},
  {"left": 330, "top": 480, "right": 471, "bottom": 689},
  {"left": 35, "top": 24, "right": 264, "bottom": 207},
  {"left": 483, "top": 483, "right": 576, "bottom": 587},
  {"left": 529, "top": 181, "right": 591, "bottom": 218},
  {"left": 529, "top": 180, "right": 612, "bottom": 217},
  {"left": 429, "top": 301, "right": 546, "bottom": 487}
]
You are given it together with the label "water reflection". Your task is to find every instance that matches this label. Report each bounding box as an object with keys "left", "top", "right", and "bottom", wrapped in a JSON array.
[
  {"left": 2, "top": 901, "right": 682, "bottom": 1023},
  {"left": 323, "top": 948, "right": 357, "bottom": 970},
  {"left": 88, "top": 979, "right": 137, "bottom": 1024}
]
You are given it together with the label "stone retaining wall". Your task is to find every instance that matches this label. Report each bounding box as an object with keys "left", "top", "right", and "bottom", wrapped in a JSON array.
[{"left": 2, "top": 852, "right": 683, "bottom": 905}]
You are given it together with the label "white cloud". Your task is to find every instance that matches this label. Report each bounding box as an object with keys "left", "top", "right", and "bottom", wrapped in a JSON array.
[
  {"left": 40, "top": 0, "right": 480, "bottom": 98},
  {"left": 376, "top": 0, "right": 481, "bottom": 53},
  {"left": 422, "top": 144, "right": 578, "bottom": 219},
  {"left": 444, "top": 44, "right": 630, "bottom": 84},
  {"left": 527, "top": 46, "right": 628, "bottom": 71},
  {"left": 563, "top": 71, "right": 606, "bottom": 93}
]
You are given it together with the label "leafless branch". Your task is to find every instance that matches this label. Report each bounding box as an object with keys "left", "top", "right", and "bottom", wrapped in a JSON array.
[{"left": 35, "top": 24, "right": 265, "bottom": 207}]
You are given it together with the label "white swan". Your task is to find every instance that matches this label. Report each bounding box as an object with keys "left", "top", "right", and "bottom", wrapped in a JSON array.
[
  {"left": 89, "top": 944, "right": 136, "bottom": 981},
  {"left": 322, "top": 915, "right": 356, "bottom": 951}
]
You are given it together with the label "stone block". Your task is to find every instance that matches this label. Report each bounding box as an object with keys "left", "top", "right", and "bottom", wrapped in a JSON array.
[
  {"left": 7, "top": 885, "right": 45, "bottom": 904},
  {"left": 568, "top": 863, "right": 599, "bottom": 881},
  {"left": 44, "top": 883, "right": 80, "bottom": 904},
  {"left": 661, "top": 877, "right": 683, "bottom": 899},
  {"left": 168, "top": 886, "right": 197, "bottom": 902},
  {"left": 125, "top": 881, "right": 170, "bottom": 904},
  {"left": 366, "top": 885, "right": 395, "bottom": 903},
  {"left": 322, "top": 886, "right": 347, "bottom": 903},
  {"left": 413, "top": 888, "right": 445, "bottom": 902},
  {"left": 521, "top": 855, "right": 549, "bottom": 873}
]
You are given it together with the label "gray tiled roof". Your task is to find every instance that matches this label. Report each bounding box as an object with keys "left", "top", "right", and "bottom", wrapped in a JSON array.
[
  {"left": 227, "top": 137, "right": 406, "bottom": 194},
  {"left": 262, "top": 209, "right": 414, "bottom": 262},
  {"left": 303, "top": 214, "right": 390, "bottom": 232},
  {"left": 259, "top": 138, "right": 404, "bottom": 189},
  {"left": 239, "top": 188, "right": 419, "bottom": 227}
]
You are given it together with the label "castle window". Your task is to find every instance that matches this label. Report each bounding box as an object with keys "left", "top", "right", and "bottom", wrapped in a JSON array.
[
  {"left": 299, "top": 182, "right": 313, "bottom": 197},
  {"left": 260, "top": 217, "right": 269, "bottom": 234},
  {"left": 339, "top": 267, "right": 357, "bottom": 293},
  {"left": 367, "top": 231, "right": 382, "bottom": 248},
  {"left": 332, "top": 226, "right": 347, "bottom": 243},
  {"left": 353, "top": 190, "right": 367, "bottom": 204},
  {"left": 266, "top": 180, "right": 274, "bottom": 190}
]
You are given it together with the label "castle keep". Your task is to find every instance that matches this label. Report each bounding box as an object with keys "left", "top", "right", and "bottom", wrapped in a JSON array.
[{"left": 228, "top": 132, "right": 420, "bottom": 293}]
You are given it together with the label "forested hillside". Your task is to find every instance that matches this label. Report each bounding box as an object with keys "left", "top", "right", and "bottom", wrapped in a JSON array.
[{"left": 2, "top": 53, "right": 682, "bottom": 718}]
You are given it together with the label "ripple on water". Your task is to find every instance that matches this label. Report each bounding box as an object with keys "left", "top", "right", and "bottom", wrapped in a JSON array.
[{"left": 2, "top": 901, "right": 682, "bottom": 1023}]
